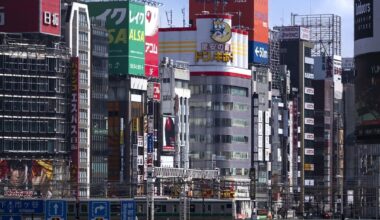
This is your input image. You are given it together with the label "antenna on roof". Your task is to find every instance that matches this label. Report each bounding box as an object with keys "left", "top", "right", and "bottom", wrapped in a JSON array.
[
  {"left": 182, "top": 8, "right": 186, "bottom": 27},
  {"left": 166, "top": 10, "right": 173, "bottom": 27}
]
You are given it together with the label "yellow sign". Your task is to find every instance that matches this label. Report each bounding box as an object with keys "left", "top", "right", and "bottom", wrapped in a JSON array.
[
  {"left": 304, "top": 163, "right": 315, "bottom": 171},
  {"left": 195, "top": 51, "right": 233, "bottom": 63},
  {"left": 211, "top": 19, "right": 232, "bottom": 43},
  {"left": 132, "top": 118, "right": 139, "bottom": 132}
]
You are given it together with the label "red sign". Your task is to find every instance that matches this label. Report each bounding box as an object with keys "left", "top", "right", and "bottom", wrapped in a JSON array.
[
  {"left": 0, "top": 0, "right": 60, "bottom": 36},
  {"left": 153, "top": 82, "right": 161, "bottom": 101},
  {"left": 145, "top": 5, "right": 159, "bottom": 78},
  {"left": 70, "top": 57, "right": 79, "bottom": 196},
  {"left": 40, "top": 0, "right": 61, "bottom": 36},
  {"left": 189, "top": 0, "right": 268, "bottom": 43}
]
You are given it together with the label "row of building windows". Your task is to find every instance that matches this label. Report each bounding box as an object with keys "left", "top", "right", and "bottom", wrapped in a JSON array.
[
  {"left": 190, "top": 118, "right": 248, "bottom": 128},
  {"left": 0, "top": 119, "right": 59, "bottom": 133},
  {"left": 220, "top": 168, "right": 249, "bottom": 176},
  {"left": 190, "top": 101, "right": 250, "bottom": 112},
  {"left": 190, "top": 84, "right": 248, "bottom": 97},
  {"left": 220, "top": 151, "right": 249, "bottom": 160},
  {"left": 0, "top": 56, "right": 66, "bottom": 73},
  {"left": 0, "top": 99, "right": 59, "bottom": 113},
  {"left": 190, "top": 134, "right": 249, "bottom": 143},
  {"left": 0, "top": 139, "right": 56, "bottom": 153},
  {"left": 0, "top": 76, "right": 60, "bottom": 93}
]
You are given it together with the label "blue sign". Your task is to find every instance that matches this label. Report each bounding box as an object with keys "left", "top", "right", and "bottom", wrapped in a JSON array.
[
  {"left": 20, "top": 200, "right": 44, "bottom": 214},
  {"left": 89, "top": 201, "right": 110, "bottom": 220},
  {"left": 1, "top": 216, "right": 22, "bottom": 220},
  {"left": 147, "top": 133, "right": 153, "bottom": 153},
  {"left": 249, "top": 41, "right": 269, "bottom": 65},
  {"left": 46, "top": 200, "right": 67, "bottom": 220},
  {"left": 121, "top": 200, "right": 136, "bottom": 220},
  {"left": 0, "top": 200, "right": 20, "bottom": 214}
]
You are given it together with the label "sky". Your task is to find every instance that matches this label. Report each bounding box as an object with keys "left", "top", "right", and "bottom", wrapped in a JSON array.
[{"left": 159, "top": 0, "right": 354, "bottom": 57}]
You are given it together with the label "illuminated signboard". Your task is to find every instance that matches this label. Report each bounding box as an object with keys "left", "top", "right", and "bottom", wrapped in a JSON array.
[{"left": 70, "top": 57, "right": 79, "bottom": 195}]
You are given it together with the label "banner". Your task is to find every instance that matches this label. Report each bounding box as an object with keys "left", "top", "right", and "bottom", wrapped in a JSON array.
[
  {"left": 162, "top": 116, "right": 175, "bottom": 152},
  {"left": 145, "top": 5, "right": 159, "bottom": 78},
  {"left": 0, "top": 160, "right": 53, "bottom": 198}
]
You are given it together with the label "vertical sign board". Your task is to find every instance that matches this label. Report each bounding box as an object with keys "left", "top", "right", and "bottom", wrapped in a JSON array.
[
  {"left": 89, "top": 201, "right": 110, "bottom": 220},
  {"left": 88, "top": 2, "right": 145, "bottom": 76},
  {"left": 354, "top": 0, "right": 373, "bottom": 40},
  {"left": 45, "top": 200, "right": 67, "bottom": 220},
  {"left": 162, "top": 116, "right": 175, "bottom": 152},
  {"left": 121, "top": 200, "right": 136, "bottom": 220},
  {"left": 128, "top": 2, "right": 145, "bottom": 76},
  {"left": 70, "top": 57, "right": 80, "bottom": 197},
  {"left": 145, "top": 5, "right": 159, "bottom": 78}
]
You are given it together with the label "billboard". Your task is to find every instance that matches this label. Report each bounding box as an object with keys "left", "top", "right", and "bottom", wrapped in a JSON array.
[
  {"left": 70, "top": 57, "right": 79, "bottom": 193},
  {"left": 88, "top": 2, "right": 145, "bottom": 76},
  {"left": 249, "top": 41, "right": 269, "bottom": 64},
  {"left": 162, "top": 116, "right": 175, "bottom": 152},
  {"left": 0, "top": 160, "right": 53, "bottom": 198},
  {"left": 355, "top": 53, "right": 380, "bottom": 126},
  {"left": 145, "top": 5, "right": 159, "bottom": 78},
  {"left": 354, "top": 0, "right": 373, "bottom": 40},
  {"left": 0, "top": 0, "right": 60, "bottom": 36}
]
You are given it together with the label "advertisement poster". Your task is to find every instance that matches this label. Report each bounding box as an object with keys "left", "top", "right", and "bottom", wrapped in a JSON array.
[
  {"left": 70, "top": 57, "right": 79, "bottom": 192},
  {"left": 354, "top": 0, "right": 373, "bottom": 40},
  {"left": 162, "top": 116, "right": 175, "bottom": 152},
  {"left": 0, "top": 160, "right": 53, "bottom": 198},
  {"left": 145, "top": 5, "right": 159, "bottom": 78},
  {"left": 88, "top": 2, "right": 145, "bottom": 76}
]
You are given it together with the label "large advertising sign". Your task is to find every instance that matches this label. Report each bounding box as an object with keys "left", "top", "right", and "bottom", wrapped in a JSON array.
[
  {"left": 162, "top": 116, "right": 175, "bottom": 152},
  {"left": 0, "top": 160, "right": 53, "bottom": 198},
  {"left": 88, "top": 2, "right": 145, "bottom": 76},
  {"left": 70, "top": 57, "right": 79, "bottom": 195},
  {"left": 249, "top": 41, "right": 269, "bottom": 64},
  {"left": 355, "top": 53, "right": 380, "bottom": 126},
  {"left": 355, "top": 0, "right": 373, "bottom": 40},
  {"left": 0, "top": 0, "right": 60, "bottom": 36},
  {"left": 145, "top": 5, "right": 159, "bottom": 78}
]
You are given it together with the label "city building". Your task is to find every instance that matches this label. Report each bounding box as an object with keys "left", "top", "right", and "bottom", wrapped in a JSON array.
[
  {"left": 0, "top": 39, "right": 71, "bottom": 198},
  {"left": 0, "top": 0, "right": 70, "bottom": 199},
  {"left": 159, "top": 13, "right": 252, "bottom": 217},
  {"left": 276, "top": 25, "right": 314, "bottom": 215},
  {"left": 90, "top": 18, "right": 109, "bottom": 197},
  {"left": 160, "top": 58, "right": 190, "bottom": 169},
  {"left": 62, "top": 1, "right": 92, "bottom": 198},
  {"left": 354, "top": 0, "right": 380, "bottom": 218}
]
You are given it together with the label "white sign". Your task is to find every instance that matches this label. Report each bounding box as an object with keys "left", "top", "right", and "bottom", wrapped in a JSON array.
[
  {"left": 305, "top": 87, "right": 314, "bottom": 95},
  {"left": 43, "top": 11, "right": 59, "bottom": 26},
  {"left": 305, "top": 118, "right": 314, "bottom": 125},
  {"left": 305, "top": 102, "right": 314, "bottom": 110},
  {"left": 255, "top": 46, "right": 268, "bottom": 59},
  {"left": 258, "top": 123, "right": 263, "bottom": 135},
  {"left": 305, "top": 72, "right": 314, "bottom": 79},
  {"left": 258, "top": 110, "right": 263, "bottom": 123},
  {"left": 300, "top": 27, "right": 311, "bottom": 41},
  {"left": 305, "top": 148, "right": 315, "bottom": 155},
  {"left": 305, "top": 133, "right": 314, "bottom": 140}
]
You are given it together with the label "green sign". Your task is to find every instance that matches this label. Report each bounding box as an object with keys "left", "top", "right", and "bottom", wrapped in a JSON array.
[{"left": 87, "top": 2, "right": 145, "bottom": 76}]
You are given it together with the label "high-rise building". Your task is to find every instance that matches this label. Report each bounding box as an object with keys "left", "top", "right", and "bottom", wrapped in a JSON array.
[
  {"left": 276, "top": 26, "right": 314, "bottom": 215},
  {"left": 0, "top": 0, "right": 70, "bottom": 199},
  {"left": 62, "top": 2, "right": 92, "bottom": 198},
  {"left": 90, "top": 18, "right": 109, "bottom": 197},
  {"left": 160, "top": 13, "right": 252, "bottom": 209},
  {"left": 0, "top": 39, "right": 71, "bottom": 198},
  {"left": 354, "top": 0, "right": 380, "bottom": 218}
]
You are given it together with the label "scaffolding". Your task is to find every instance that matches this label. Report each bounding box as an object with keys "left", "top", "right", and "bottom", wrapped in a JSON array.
[{"left": 291, "top": 14, "right": 341, "bottom": 57}]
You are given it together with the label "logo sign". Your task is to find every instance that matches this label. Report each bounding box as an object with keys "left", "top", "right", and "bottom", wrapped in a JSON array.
[
  {"left": 40, "top": 0, "right": 61, "bottom": 36},
  {"left": 46, "top": 200, "right": 67, "bottom": 220},
  {"left": 153, "top": 82, "right": 161, "bottom": 101},
  {"left": 354, "top": 0, "right": 373, "bottom": 40},
  {"left": 211, "top": 19, "right": 232, "bottom": 43},
  {"left": 89, "top": 201, "right": 110, "bottom": 220},
  {"left": 128, "top": 2, "right": 145, "bottom": 76},
  {"left": 249, "top": 41, "right": 268, "bottom": 64},
  {"left": 121, "top": 201, "right": 136, "bottom": 220}
]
